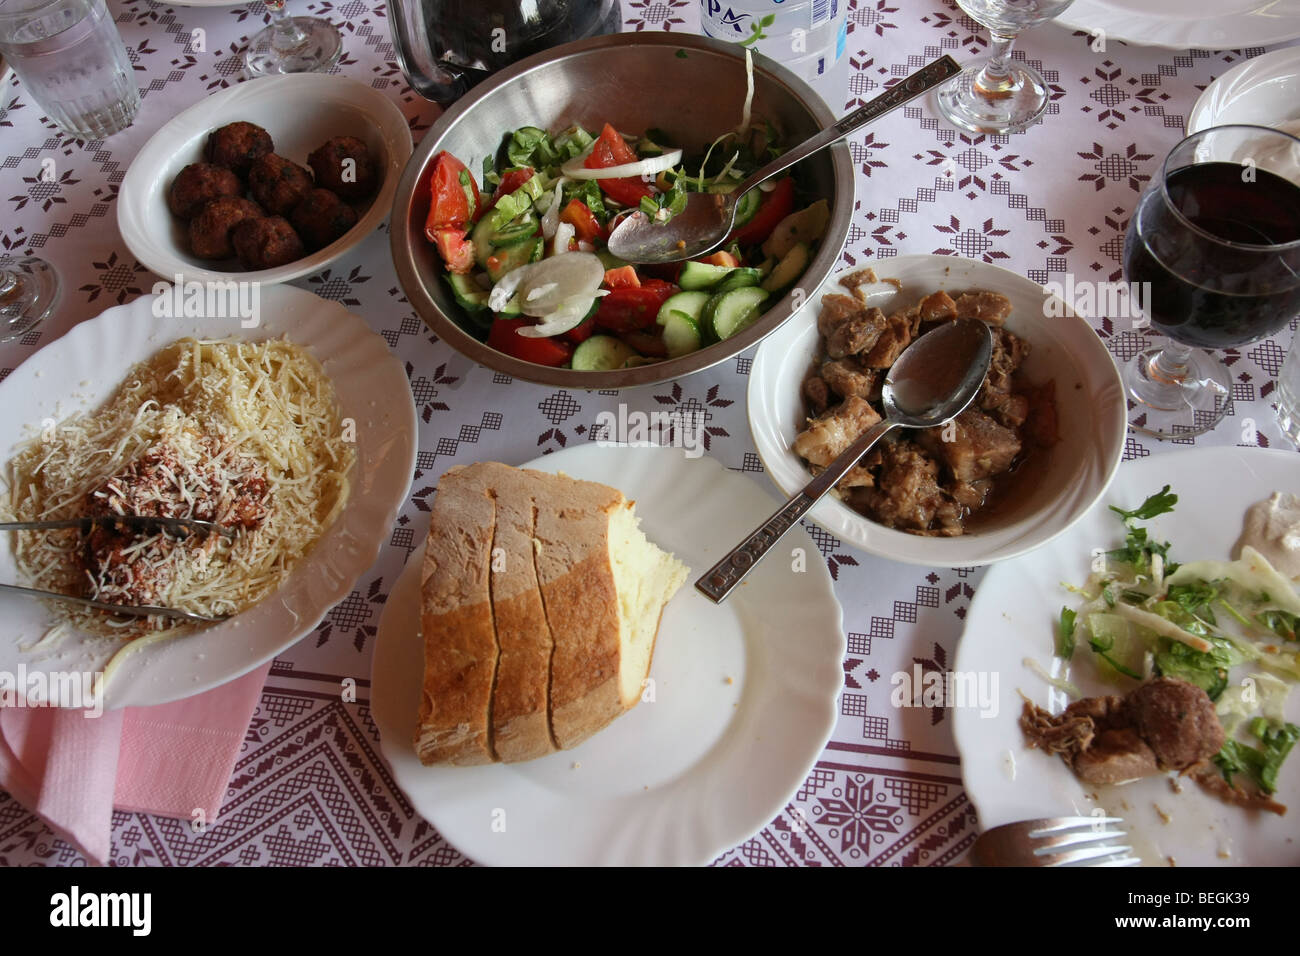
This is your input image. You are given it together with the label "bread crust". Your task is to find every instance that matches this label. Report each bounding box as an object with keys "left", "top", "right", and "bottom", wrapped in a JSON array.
[{"left": 415, "top": 467, "right": 498, "bottom": 765}]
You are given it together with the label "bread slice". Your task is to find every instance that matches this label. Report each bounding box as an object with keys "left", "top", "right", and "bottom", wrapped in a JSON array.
[
  {"left": 474, "top": 462, "right": 557, "bottom": 763},
  {"left": 414, "top": 466, "right": 498, "bottom": 766},
  {"left": 531, "top": 471, "right": 688, "bottom": 750},
  {"left": 415, "top": 462, "right": 688, "bottom": 763}
]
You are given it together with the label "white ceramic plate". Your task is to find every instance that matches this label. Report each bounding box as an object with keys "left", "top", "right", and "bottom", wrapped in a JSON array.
[
  {"left": 371, "top": 444, "right": 846, "bottom": 866},
  {"left": 748, "top": 254, "right": 1127, "bottom": 567},
  {"left": 954, "top": 446, "right": 1300, "bottom": 866},
  {"left": 0, "top": 284, "right": 417, "bottom": 709},
  {"left": 1057, "top": 0, "right": 1300, "bottom": 50},
  {"left": 1188, "top": 46, "right": 1300, "bottom": 135},
  {"left": 118, "top": 74, "right": 412, "bottom": 285}
]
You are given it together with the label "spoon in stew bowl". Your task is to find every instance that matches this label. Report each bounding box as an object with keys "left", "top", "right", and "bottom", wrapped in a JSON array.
[
  {"left": 606, "top": 55, "right": 961, "bottom": 266},
  {"left": 695, "top": 317, "right": 993, "bottom": 603}
]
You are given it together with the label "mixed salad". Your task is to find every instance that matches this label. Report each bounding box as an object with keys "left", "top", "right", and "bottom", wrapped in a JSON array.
[
  {"left": 422, "top": 115, "right": 828, "bottom": 370},
  {"left": 1052, "top": 486, "right": 1299, "bottom": 802}
]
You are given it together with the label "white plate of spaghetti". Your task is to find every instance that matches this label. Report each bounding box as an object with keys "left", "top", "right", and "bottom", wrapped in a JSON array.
[{"left": 0, "top": 284, "right": 416, "bottom": 709}]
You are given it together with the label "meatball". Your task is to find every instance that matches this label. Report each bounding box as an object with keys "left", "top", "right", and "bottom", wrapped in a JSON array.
[
  {"left": 188, "top": 198, "right": 264, "bottom": 260},
  {"left": 204, "top": 121, "right": 274, "bottom": 176},
  {"left": 307, "top": 136, "right": 378, "bottom": 202},
  {"left": 247, "top": 153, "right": 314, "bottom": 217},
  {"left": 290, "top": 188, "right": 358, "bottom": 251},
  {"left": 168, "top": 163, "right": 242, "bottom": 220},
  {"left": 1129, "top": 677, "right": 1225, "bottom": 771},
  {"left": 231, "top": 216, "right": 305, "bottom": 270}
]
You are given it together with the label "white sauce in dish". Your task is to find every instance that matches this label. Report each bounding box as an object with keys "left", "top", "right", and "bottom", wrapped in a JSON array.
[{"left": 1235, "top": 492, "right": 1300, "bottom": 581}]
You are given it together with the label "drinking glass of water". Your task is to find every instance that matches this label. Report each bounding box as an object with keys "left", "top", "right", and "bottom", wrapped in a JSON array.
[
  {"left": 935, "top": 0, "right": 1074, "bottom": 135},
  {"left": 0, "top": 0, "right": 139, "bottom": 139}
]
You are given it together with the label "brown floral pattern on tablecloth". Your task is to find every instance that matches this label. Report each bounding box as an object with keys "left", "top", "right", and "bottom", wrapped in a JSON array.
[{"left": 0, "top": 0, "right": 1296, "bottom": 867}]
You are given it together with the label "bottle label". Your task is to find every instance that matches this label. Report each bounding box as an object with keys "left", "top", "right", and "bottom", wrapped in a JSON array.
[{"left": 700, "top": 0, "right": 840, "bottom": 52}]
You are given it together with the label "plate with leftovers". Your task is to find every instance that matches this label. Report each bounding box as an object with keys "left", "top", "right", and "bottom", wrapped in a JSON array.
[
  {"left": 748, "top": 253, "right": 1126, "bottom": 566},
  {"left": 421, "top": 113, "right": 830, "bottom": 372},
  {"left": 955, "top": 446, "right": 1300, "bottom": 866},
  {"left": 370, "top": 445, "right": 846, "bottom": 866},
  {"left": 0, "top": 284, "right": 416, "bottom": 709}
]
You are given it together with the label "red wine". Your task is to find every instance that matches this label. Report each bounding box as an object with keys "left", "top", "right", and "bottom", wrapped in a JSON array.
[{"left": 1124, "top": 161, "right": 1300, "bottom": 349}]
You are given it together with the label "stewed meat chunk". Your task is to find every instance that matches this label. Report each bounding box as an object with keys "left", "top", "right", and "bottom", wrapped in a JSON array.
[
  {"left": 861, "top": 311, "right": 916, "bottom": 369},
  {"left": 854, "top": 440, "right": 956, "bottom": 533},
  {"left": 792, "top": 395, "right": 881, "bottom": 468},
  {"left": 817, "top": 294, "right": 887, "bottom": 359},
  {"left": 952, "top": 290, "right": 1012, "bottom": 325},
  {"left": 915, "top": 408, "right": 1022, "bottom": 483},
  {"left": 821, "top": 358, "right": 879, "bottom": 401},
  {"left": 917, "top": 290, "right": 958, "bottom": 323}
]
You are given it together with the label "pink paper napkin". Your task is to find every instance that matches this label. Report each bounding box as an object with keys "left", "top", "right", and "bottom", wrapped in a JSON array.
[{"left": 0, "top": 661, "right": 271, "bottom": 865}]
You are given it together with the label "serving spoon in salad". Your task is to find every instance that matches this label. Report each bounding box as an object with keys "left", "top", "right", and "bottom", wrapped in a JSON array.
[
  {"left": 606, "top": 54, "right": 961, "bottom": 265},
  {"left": 695, "top": 316, "right": 992, "bottom": 603}
]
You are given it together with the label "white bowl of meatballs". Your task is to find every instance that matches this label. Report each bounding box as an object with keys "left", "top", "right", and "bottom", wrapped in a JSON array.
[
  {"left": 748, "top": 254, "right": 1129, "bottom": 567},
  {"left": 119, "top": 74, "right": 413, "bottom": 285}
]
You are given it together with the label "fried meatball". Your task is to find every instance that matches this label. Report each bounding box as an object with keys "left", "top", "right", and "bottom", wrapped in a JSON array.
[
  {"left": 204, "top": 121, "right": 274, "bottom": 176},
  {"left": 168, "top": 163, "right": 242, "bottom": 220},
  {"left": 188, "top": 197, "right": 264, "bottom": 260},
  {"left": 231, "top": 216, "right": 305, "bottom": 270},
  {"left": 290, "top": 188, "right": 358, "bottom": 251},
  {"left": 247, "top": 153, "right": 314, "bottom": 217},
  {"left": 1129, "top": 677, "right": 1225, "bottom": 771},
  {"left": 307, "top": 136, "right": 378, "bottom": 202}
]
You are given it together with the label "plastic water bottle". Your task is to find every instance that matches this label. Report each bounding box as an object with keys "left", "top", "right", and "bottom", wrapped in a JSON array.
[{"left": 700, "top": 0, "right": 851, "bottom": 113}]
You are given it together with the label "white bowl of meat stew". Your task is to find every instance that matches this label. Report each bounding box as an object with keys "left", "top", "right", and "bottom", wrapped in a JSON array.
[{"left": 749, "top": 254, "right": 1128, "bottom": 567}]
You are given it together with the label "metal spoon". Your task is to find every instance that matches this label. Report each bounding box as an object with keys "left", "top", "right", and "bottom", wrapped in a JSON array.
[
  {"left": 606, "top": 54, "right": 961, "bottom": 265},
  {"left": 695, "top": 317, "right": 993, "bottom": 603}
]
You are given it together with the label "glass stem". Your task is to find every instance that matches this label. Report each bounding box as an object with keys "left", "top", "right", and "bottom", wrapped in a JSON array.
[
  {"left": 975, "top": 31, "right": 1021, "bottom": 97},
  {"left": 265, "top": 0, "right": 308, "bottom": 51},
  {"left": 0, "top": 269, "right": 15, "bottom": 299},
  {"left": 1148, "top": 339, "right": 1193, "bottom": 385}
]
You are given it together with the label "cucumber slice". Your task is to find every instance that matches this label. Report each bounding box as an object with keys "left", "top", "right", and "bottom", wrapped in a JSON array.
[
  {"left": 760, "top": 242, "right": 810, "bottom": 293},
  {"left": 713, "top": 267, "right": 762, "bottom": 293},
  {"left": 491, "top": 211, "right": 540, "bottom": 246},
  {"left": 678, "top": 260, "right": 736, "bottom": 291},
  {"left": 661, "top": 310, "right": 702, "bottom": 357},
  {"left": 732, "top": 189, "right": 762, "bottom": 229},
  {"left": 571, "top": 335, "right": 638, "bottom": 371},
  {"left": 706, "top": 286, "right": 770, "bottom": 342},
  {"left": 656, "top": 290, "right": 710, "bottom": 326},
  {"left": 445, "top": 273, "right": 489, "bottom": 313},
  {"left": 486, "top": 237, "right": 543, "bottom": 283},
  {"left": 498, "top": 292, "right": 523, "bottom": 318}
]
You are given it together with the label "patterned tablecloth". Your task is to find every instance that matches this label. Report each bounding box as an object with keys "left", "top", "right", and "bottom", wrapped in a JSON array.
[{"left": 0, "top": 0, "right": 1296, "bottom": 867}]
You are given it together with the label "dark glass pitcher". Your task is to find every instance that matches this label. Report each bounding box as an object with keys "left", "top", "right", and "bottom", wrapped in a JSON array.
[{"left": 390, "top": 0, "right": 622, "bottom": 105}]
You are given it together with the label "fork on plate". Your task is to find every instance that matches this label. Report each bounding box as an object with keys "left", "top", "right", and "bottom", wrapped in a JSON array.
[{"left": 970, "top": 816, "right": 1139, "bottom": 867}]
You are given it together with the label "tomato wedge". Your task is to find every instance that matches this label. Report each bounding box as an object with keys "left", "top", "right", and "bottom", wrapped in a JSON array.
[
  {"left": 602, "top": 265, "right": 641, "bottom": 290},
  {"left": 594, "top": 283, "right": 677, "bottom": 332},
  {"left": 487, "top": 318, "right": 574, "bottom": 367},
  {"left": 729, "top": 176, "right": 795, "bottom": 247},
  {"left": 585, "top": 123, "right": 653, "bottom": 208},
  {"left": 560, "top": 199, "right": 604, "bottom": 244},
  {"left": 482, "top": 165, "right": 535, "bottom": 215},
  {"left": 432, "top": 228, "right": 475, "bottom": 275},
  {"left": 424, "top": 151, "right": 480, "bottom": 238}
]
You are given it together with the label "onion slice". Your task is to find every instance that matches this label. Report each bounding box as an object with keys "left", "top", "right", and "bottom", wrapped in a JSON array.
[
  {"left": 517, "top": 292, "right": 598, "bottom": 338},
  {"left": 560, "top": 148, "right": 682, "bottom": 181}
]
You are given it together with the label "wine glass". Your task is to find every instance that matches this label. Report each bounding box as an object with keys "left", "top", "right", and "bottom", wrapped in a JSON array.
[
  {"left": 935, "top": 0, "right": 1075, "bottom": 135},
  {"left": 1123, "top": 125, "right": 1300, "bottom": 439},
  {"left": 0, "top": 256, "right": 60, "bottom": 342},
  {"left": 244, "top": 0, "right": 342, "bottom": 76}
]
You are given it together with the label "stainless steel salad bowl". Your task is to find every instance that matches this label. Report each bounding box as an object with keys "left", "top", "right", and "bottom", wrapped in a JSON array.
[{"left": 390, "top": 31, "right": 853, "bottom": 388}]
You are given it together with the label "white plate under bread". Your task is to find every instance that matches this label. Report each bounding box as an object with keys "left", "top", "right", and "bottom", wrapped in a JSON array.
[{"left": 371, "top": 444, "right": 845, "bottom": 866}]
